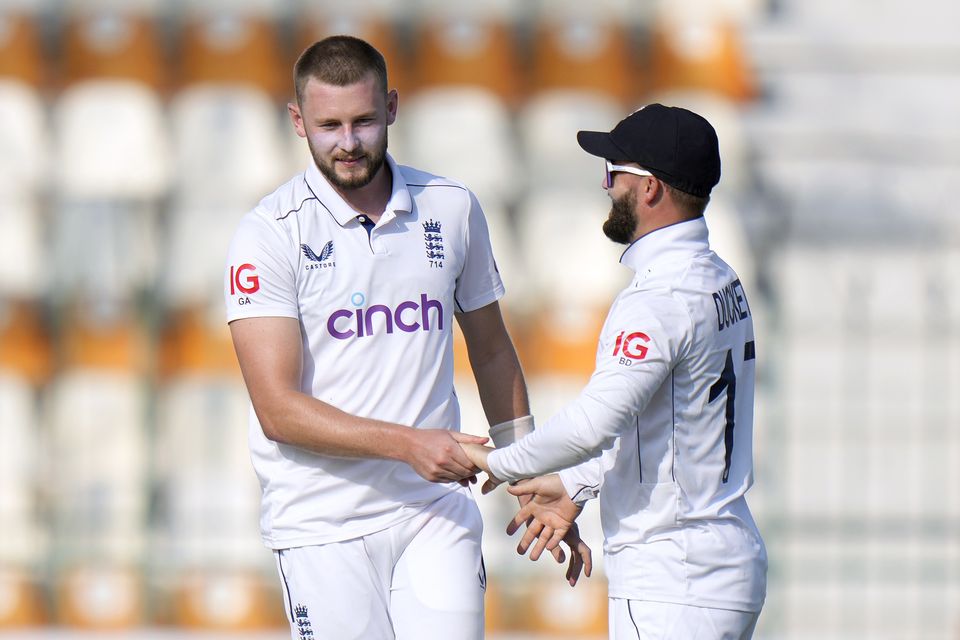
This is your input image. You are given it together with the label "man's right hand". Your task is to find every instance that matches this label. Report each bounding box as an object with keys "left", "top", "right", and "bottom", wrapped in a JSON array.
[{"left": 402, "top": 429, "right": 489, "bottom": 483}]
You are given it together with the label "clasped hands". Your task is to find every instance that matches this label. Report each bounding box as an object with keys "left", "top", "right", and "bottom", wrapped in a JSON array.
[{"left": 459, "top": 443, "right": 592, "bottom": 586}]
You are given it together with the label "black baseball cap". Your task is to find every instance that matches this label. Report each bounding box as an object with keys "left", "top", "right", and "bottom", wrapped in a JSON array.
[{"left": 577, "top": 103, "right": 720, "bottom": 197}]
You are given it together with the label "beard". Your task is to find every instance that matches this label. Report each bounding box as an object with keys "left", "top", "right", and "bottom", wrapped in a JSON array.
[
  {"left": 603, "top": 190, "right": 638, "bottom": 244},
  {"left": 309, "top": 130, "right": 388, "bottom": 190}
]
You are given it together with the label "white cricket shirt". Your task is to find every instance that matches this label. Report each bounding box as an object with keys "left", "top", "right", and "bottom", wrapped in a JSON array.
[
  {"left": 225, "top": 154, "right": 504, "bottom": 549},
  {"left": 488, "top": 217, "right": 767, "bottom": 612}
]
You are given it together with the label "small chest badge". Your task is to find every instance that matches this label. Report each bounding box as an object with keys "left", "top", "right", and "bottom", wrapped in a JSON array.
[
  {"left": 422, "top": 219, "right": 444, "bottom": 269},
  {"left": 302, "top": 241, "right": 335, "bottom": 271}
]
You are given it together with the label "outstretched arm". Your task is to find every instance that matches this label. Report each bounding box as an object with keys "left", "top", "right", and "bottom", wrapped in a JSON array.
[{"left": 230, "top": 316, "right": 487, "bottom": 483}]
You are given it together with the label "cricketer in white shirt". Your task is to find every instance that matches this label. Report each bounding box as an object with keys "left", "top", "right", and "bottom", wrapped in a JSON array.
[
  {"left": 226, "top": 153, "right": 502, "bottom": 547},
  {"left": 487, "top": 216, "right": 767, "bottom": 616}
]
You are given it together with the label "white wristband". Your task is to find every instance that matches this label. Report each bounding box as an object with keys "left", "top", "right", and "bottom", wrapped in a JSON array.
[{"left": 488, "top": 415, "right": 535, "bottom": 448}]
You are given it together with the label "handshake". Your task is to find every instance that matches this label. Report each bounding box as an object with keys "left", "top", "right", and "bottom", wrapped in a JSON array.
[{"left": 457, "top": 441, "right": 592, "bottom": 588}]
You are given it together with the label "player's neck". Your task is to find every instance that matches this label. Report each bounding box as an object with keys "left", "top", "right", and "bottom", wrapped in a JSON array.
[{"left": 336, "top": 164, "right": 393, "bottom": 223}]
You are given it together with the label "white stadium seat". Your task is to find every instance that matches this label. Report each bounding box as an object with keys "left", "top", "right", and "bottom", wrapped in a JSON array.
[
  {"left": 518, "top": 90, "right": 624, "bottom": 191},
  {"left": 402, "top": 87, "right": 520, "bottom": 207},
  {"left": 53, "top": 79, "right": 170, "bottom": 200},
  {"left": 0, "top": 79, "right": 47, "bottom": 200},
  {"left": 46, "top": 370, "right": 148, "bottom": 561},
  {"left": 155, "top": 376, "right": 262, "bottom": 567},
  {"left": 516, "top": 188, "right": 631, "bottom": 312},
  {"left": 0, "top": 197, "right": 44, "bottom": 298},
  {"left": 170, "top": 85, "right": 287, "bottom": 206}
]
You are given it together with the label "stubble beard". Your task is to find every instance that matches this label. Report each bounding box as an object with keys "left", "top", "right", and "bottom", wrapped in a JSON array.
[
  {"left": 310, "top": 130, "right": 389, "bottom": 191},
  {"left": 603, "top": 190, "right": 639, "bottom": 245}
]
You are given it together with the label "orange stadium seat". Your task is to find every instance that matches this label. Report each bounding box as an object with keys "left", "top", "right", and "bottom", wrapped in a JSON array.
[
  {"left": 157, "top": 306, "right": 240, "bottom": 379},
  {"left": 410, "top": 15, "right": 521, "bottom": 104},
  {"left": 171, "top": 570, "right": 284, "bottom": 630},
  {"left": 59, "top": 10, "right": 166, "bottom": 91},
  {"left": 530, "top": 16, "right": 637, "bottom": 105},
  {"left": 524, "top": 574, "right": 608, "bottom": 636},
  {"left": 57, "top": 566, "right": 144, "bottom": 629},
  {"left": 178, "top": 12, "right": 286, "bottom": 99},
  {"left": 0, "top": 301, "right": 52, "bottom": 386},
  {"left": 648, "top": 17, "right": 757, "bottom": 103},
  {"left": 0, "top": 11, "right": 45, "bottom": 87}
]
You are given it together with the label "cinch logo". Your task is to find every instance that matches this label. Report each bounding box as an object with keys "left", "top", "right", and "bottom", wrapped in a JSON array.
[
  {"left": 612, "top": 331, "right": 650, "bottom": 360},
  {"left": 327, "top": 292, "right": 444, "bottom": 339},
  {"left": 229, "top": 263, "right": 260, "bottom": 295}
]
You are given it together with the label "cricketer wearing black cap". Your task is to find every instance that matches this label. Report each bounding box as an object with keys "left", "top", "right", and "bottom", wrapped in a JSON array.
[{"left": 459, "top": 100, "right": 766, "bottom": 638}]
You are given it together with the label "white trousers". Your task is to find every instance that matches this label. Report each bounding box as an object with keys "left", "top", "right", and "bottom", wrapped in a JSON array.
[
  {"left": 274, "top": 488, "right": 484, "bottom": 640},
  {"left": 609, "top": 598, "right": 760, "bottom": 640}
]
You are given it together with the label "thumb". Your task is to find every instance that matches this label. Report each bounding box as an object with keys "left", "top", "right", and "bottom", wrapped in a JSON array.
[
  {"left": 506, "top": 478, "right": 539, "bottom": 498},
  {"left": 450, "top": 432, "right": 490, "bottom": 445}
]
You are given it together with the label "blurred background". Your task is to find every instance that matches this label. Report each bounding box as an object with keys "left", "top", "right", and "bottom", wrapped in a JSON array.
[{"left": 1, "top": 0, "right": 959, "bottom": 638}]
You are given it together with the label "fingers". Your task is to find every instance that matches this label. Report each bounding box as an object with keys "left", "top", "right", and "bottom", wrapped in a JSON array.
[
  {"left": 550, "top": 544, "right": 566, "bottom": 564},
  {"left": 449, "top": 432, "right": 489, "bottom": 445},
  {"left": 506, "top": 502, "right": 536, "bottom": 536},
  {"left": 566, "top": 548, "right": 582, "bottom": 586},
  {"left": 517, "top": 518, "right": 544, "bottom": 556},
  {"left": 506, "top": 478, "right": 538, "bottom": 498},
  {"left": 528, "top": 525, "right": 555, "bottom": 561},
  {"left": 581, "top": 541, "right": 593, "bottom": 578},
  {"left": 480, "top": 476, "right": 502, "bottom": 494}
]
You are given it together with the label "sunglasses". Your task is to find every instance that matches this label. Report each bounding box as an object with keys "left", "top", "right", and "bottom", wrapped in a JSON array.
[{"left": 605, "top": 160, "right": 653, "bottom": 188}]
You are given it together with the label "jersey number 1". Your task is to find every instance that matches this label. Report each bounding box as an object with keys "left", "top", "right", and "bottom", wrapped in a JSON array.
[{"left": 708, "top": 350, "right": 736, "bottom": 483}]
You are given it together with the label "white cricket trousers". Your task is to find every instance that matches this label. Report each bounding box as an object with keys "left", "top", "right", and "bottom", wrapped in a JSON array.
[
  {"left": 273, "top": 488, "right": 485, "bottom": 640},
  {"left": 609, "top": 598, "right": 760, "bottom": 639}
]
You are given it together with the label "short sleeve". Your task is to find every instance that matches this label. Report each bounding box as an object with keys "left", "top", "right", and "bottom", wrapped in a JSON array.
[
  {"left": 224, "top": 211, "right": 299, "bottom": 322},
  {"left": 454, "top": 190, "right": 505, "bottom": 313}
]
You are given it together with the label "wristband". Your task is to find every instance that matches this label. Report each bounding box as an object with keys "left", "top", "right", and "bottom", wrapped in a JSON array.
[{"left": 488, "top": 415, "right": 535, "bottom": 448}]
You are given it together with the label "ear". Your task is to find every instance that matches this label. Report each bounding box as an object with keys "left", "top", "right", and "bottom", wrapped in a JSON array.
[
  {"left": 385, "top": 89, "right": 398, "bottom": 126},
  {"left": 288, "top": 102, "right": 306, "bottom": 138},
  {"left": 639, "top": 175, "right": 664, "bottom": 207}
]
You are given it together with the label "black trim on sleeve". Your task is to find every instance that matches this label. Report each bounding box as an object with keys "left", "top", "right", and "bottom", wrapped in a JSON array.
[
  {"left": 570, "top": 484, "right": 600, "bottom": 504},
  {"left": 744, "top": 340, "right": 756, "bottom": 361},
  {"left": 635, "top": 416, "right": 642, "bottom": 483}
]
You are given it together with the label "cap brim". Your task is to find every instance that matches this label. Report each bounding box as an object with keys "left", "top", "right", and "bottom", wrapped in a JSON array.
[{"left": 577, "top": 130, "right": 626, "bottom": 160}]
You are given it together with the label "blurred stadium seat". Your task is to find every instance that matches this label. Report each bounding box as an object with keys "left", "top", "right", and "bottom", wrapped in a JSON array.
[
  {"left": 409, "top": 2, "right": 522, "bottom": 104},
  {"left": 514, "top": 188, "right": 631, "bottom": 376},
  {"left": 51, "top": 8, "right": 170, "bottom": 307},
  {"left": 402, "top": 86, "right": 520, "bottom": 207},
  {"left": 648, "top": 10, "right": 757, "bottom": 102},
  {"left": 518, "top": 90, "right": 624, "bottom": 192},
  {"left": 529, "top": 7, "right": 636, "bottom": 105},
  {"left": 0, "top": 371, "right": 47, "bottom": 626}
]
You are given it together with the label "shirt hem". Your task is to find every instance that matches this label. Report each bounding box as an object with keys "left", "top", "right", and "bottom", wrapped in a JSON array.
[
  {"left": 456, "top": 287, "right": 504, "bottom": 314},
  {"left": 259, "top": 487, "right": 460, "bottom": 549},
  {"left": 227, "top": 307, "right": 299, "bottom": 323}
]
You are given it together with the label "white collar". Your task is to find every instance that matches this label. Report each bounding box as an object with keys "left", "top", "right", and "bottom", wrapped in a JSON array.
[{"left": 304, "top": 153, "right": 412, "bottom": 226}]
